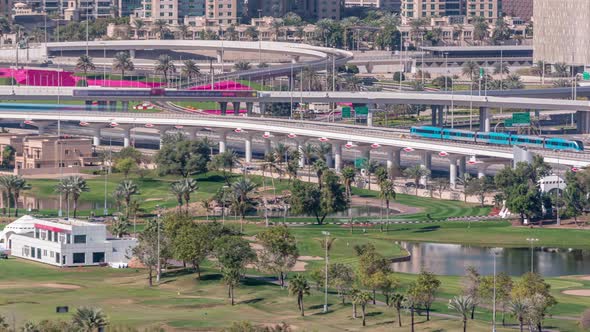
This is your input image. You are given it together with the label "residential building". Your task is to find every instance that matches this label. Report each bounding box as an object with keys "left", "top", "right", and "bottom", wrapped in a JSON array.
[
  {"left": 1, "top": 0, "right": 14, "bottom": 16},
  {"left": 344, "top": 0, "right": 380, "bottom": 7},
  {"left": 502, "top": 0, "right": 531, "bottom": 21},
  {"left": 132, "top": 0, "right": 205, "bottom": 24},
  {"left": 401, "top": 0, "right": 501, "bottom": 24},
  {"left": 533, "top": 0, "right": 590, "bottom": 66},
  {"left": 379, "top": 0, "right": 400, "bottom": 10},
  {"left": 0, "top": 133, "right": 30, "bottom": 168},
  {"left": 247, "top": 0, "right": 288, "bottom": 18},
  {"left": 206, "top": 0, "right": 238, "bottom": 26},
  {"left": 2, "top": 215, "right": 137, "bottom": 267}
]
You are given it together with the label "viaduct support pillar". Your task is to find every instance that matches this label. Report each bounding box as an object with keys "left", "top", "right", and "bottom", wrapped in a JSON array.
[
  {"left": 121, "top": 101, "right": 129, "bottom": 112},
  {"left": 121, "top": 126, "right": 132, "bottom": 147},
  {"left": 479, "top": 107, "right": 491, "bottom": 132},
  {"left": 386, "top": 147, "right": 401, "bottom": 177},
  {"left": 420, "top": 151, "right": 432, "bottom": 185},
  {"left": 220, "top": 102, "right": 228, "bottom": 116},
  {"left": 264, "top": 137, "right": 272, "bottom": 155},
  {"left": 244, "top": 134, "right": 252, "bottom": 163},
  {"left": 296, "top": 139, "right": 306, "bottom": 168},
  {"left": 449, "top": 156, "right": 458, "bottom": 189},
  {"left": 218, "top": 130, "right": 228, "bottom": 154},
  {"left": 90, "top": 126, "right": 102, "bottom": 147},
  {"left": 477, "top": 163, "right": 489, "bottom": 179},
  {"left": 233, "top": 102, "right": 241, "bottom": 116},
  {"left": 458, "top": 156, "right": 466, "bottom": 178},
  {"left": 108, "top": 101, "right": 117, "bottom": 112},
  {"left": 85, "top": 100, "right": 93, "bottom": 111},
  {"left": 97, "top": 101, "right": 107, "bottom": 112},
  {"left": 246, "top": 102, "right": 253, "bottom": 117},
  {"left": 577, "top": 111, "right": 590, "bottom": 134},
  {"left": 333, "top": 142, "right": 342, "bottom": 172}
]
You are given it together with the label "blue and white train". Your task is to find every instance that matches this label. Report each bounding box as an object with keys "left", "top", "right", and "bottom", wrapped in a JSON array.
[{"left": 410, "top": 126, "right": 584, "bottom": 152}]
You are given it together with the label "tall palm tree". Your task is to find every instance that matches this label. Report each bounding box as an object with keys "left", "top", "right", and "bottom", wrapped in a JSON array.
[
  {"left": 0, "top": 175, "right": 30, "bottom": 217},
  {"left": 115, "top": 180, "right": 140, "bottom": 218},
  {"left": 553, "top": 62, "right": 569, "bottom": 77},
  {"left": 313, "top": 159, "right": 328, "bottom": 188},
  {"left": 234, "top": 61, "right": 251, "bottom": 71},
  {"left": 301, "top": 143, "right": 317, "bottom": 181},
  {"left": 71, "top": 307, "right": 109, "bottom": 332},
  {"left": 152, "top": 19, "right": 169, "bottom": 40},
  {"left": 110, "top": 217, "right": 130, "bottom": 238},
  {"left": 341, "top": 166, "right": 356, "bottom": 198},
  {"left": 181, "top": 59, "right": 200, "bottom": 84},
  {"left": 225, "top": 25, "right": 238, "bottom": 41},
  {"left": 462, "top": 60, "right": 478, "bottom": 83},
  {"left": 76, "top": 55, "right": 95, "bottom": 78},
  {"left": 509, "top": 299, "right": 529, "bottom": 332},
  {"left": 390, "top": 293, "right": 405, "bottom": 327},
  {"left": 155, "top": 54, "right": 176, "bottom": 86},
  {"left": 231, "top": 177, "right": 258, "bottom": 232},
  {"left": 379, "top": 179, "right": 396, "bottom": 224},
  {"left": 132, "top": 18, "right": 144, "bottom": 39},
  {"left": 362, "top": 159, "right": 380, "bottom": 190},
  {"left": 211, "top": 149, "right": 241, "bottom": 185},
  {"left": 112, "top": 51, "right": 134, "bottom": 79},
  {"left": 68, "top": 176, "right": 89, "bottom": 218},
  {"left": 352, "top": 290, "right": 372, "bottom": 326},
  {"left": 493, "top": 62, "right": 510, "bottom": 75},
  {"left": 288, "top": 274, "right": 310, "bottom": 317},
  {"left": 316, "top": 142, "right": 332, "bottom": 164},
  {"left": 448, "top": 295, "right": 474, "bottom": 332},
  {"left": 170, "top": 181, "right": 184, "bottom": 211},
  {"left": 177, "top": 24, "right": 189, "bottom": 40},
  {"left": 181, "top": 178, "right": 198, "bottom": 212},
  {"left": 403, "top": 165, "right": 430, "bottom": 195},
  {"left": 55, "top": 177, "right": 74, "bottom": 218}
]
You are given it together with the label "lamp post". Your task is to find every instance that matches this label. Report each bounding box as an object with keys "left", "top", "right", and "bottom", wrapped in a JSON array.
[
  {"left": 444, "top": 52, "right": 449, "bottom": 92},
  {"left": 322, "top": 230, "right": 330, "bottom": 313},
  {"left": 526, "top": 238, "right": 539, "bottom": 273},
  {"left": 156, "top": 205, "right": 162, "bottom": 283},
  {"left": 491, "top": 248, "right": 500, "bottom": 332},
  {"left": 554, "top": 150, "right": 561, "bottom": 226},
  {"left": 222, "top": 185, "right": 229, "bottom": 224}
]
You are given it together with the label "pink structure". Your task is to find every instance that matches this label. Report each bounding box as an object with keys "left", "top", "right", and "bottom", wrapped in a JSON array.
[{"left": 189, "top": 81, "right": 252, "bottom": 91}]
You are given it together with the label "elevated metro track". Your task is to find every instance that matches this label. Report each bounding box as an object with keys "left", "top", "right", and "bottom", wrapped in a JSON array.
[{"left": 2, "top": 110, "right": 588, "bottom": 167}]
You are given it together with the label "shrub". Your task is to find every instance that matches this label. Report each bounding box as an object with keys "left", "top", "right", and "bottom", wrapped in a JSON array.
[
  {"left": 76, "top": 79, "right": 88, "bottom": 87},
  {"left": 393, "top": 72, "right": 405, "bottom": 82}
]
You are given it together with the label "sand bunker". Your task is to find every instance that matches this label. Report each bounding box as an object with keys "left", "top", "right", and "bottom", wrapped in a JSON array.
[
  {"left": 563, "top": 289, "right": 590, "bottom": 296},
  {"left": 0, "top": 282, "right": 81, "bottom": 290}
]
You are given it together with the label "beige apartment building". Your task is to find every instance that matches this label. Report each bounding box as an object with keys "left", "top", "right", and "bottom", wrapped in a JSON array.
[
  {"left": 533, "top": 0, "right": 590, "bottom": 66},
  {"left": 401, "top": 0, "right": 500, "bottom": 23},
  {"left": 345, "top": 0, "right": 380, "bottom": 7},
  {"left": 206, "top": 0, "right": 238, "bottom": 26}
]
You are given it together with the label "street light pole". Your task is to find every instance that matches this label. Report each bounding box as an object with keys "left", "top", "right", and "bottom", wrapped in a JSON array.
[
  {"left": 322, "top": 231, "right": 330, "bottom": 313},
  {"left": 492, "top": 249, "right": 499, "bottom": 332},
  {"left": 156, "top": 205, "right": 162, "bottom": 283}
]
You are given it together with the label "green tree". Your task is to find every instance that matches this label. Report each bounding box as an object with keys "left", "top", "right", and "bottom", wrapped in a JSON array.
[
  {"left": 257, "top": 225, "right": 299, "bottom": 287},
  {"left": 71, "top": 307, "right": 108, "bottom": 332},
  {"left": 155, "top": 137, "right": 211, "bottom": 177},
  {"left": 115, "top": 157, "right": 137, "bottom": 178},
  {"left": 448, "top": 295, "right": 474, "bottom": 332},
  {"left": 116, "top": 146, "right": 143, "bottom": 164},
  {"left": 288, "top": 180, "right": 320, "bottom": 224},
  {"left": 231, "top": 177, "right": 258, "bottom": 232},
  {"left": 357, "top": 243, "right": 390, "bottom": 304},
  {"left": 404, "top": 282, "right": 422, "bottom": 332},
  {"left": 328, "top": 263, "right": 355, "bottom": 304},
  {"left": 172, "top": 223, "right": 209, "bottom": 277},
  {"left": 109, "top": 217, "right": 130, "bottom": 238},
  {"left": 511, "top": 272, "right": 557, "bottom": 329},
  {"left": 10, "top": 175, "right": 30, "bottom": 217},
  {"left": 563, "top": 170, "right": 587, "bottom": 225},
  {"left": 209, "top": 149, "right": 241, "bottom": 185},
  {"left": 115, "top": 180, "right": 140, "bottom": 218},
  {"left": 288, "top": 274, "right": 310, "bottom": 316},
  {"left": 234, "top": 61, "right": 252, "bottom": 71},
  {"left": 509, "top": 298, "right": 529, "bottom": 332},
  {"left": 181, "top": 59, "right": 200, "bottom": 83},
  {"left": 415, "top": 270, "right": 441, "bottom": 321},
  {"left": 76, "top": 54, "right": 95, "bottom": 78},
  {"left": 301, "top": 143, "right": 317, "bottom": 181},
  {"left": 181, "top": 177, "right": 198, "bottom": 212},
  {"left": 352, "top": 290, "right": 372, "bottom": 326},
  {"left": 341, "top": 166, "right": 356, "bottom": 198},
  {"left": 462, "top": 60, "right": 479, "bottom": 83},
  {"left": 390, "top": 293, "right": 405, "bottom": 327},
  {"left": 112, "top": 51, "right": 134, "bottom": 79},
  {"left": 461, "top": 266, "right": 481, "bottom": 319},
  {"left": 479, "top": 272, "right": 513, "bottom": 326},
  {"left": 214, "top": 235, "right": 257, "bottom": 305},
  {"left": 170, "top": 181, "right": 185, "bottom": 211},
  {"left": 379, "top": 179, "right": 396, "bottom": 223}
]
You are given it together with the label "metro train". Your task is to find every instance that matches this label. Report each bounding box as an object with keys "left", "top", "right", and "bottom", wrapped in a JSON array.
[{"left": 410, "top": 126, "right": 584, "bottom": 152}]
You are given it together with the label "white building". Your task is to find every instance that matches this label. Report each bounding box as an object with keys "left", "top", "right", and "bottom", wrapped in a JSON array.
[{"left": 1, "top": 216, "right": 136, "bottom": 267}]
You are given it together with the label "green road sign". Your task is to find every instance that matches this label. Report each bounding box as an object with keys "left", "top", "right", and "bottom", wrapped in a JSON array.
[
  {"left": 354, "top": 157, "right": 367, "bottom": 169},
  {"left": 342, "top": 106, "right": 351, "bottom": 118},
  {"left": 479, "top": 67, "right": 484, "bottom": 78},
  {"left": 511, "top": 112, "right": 530, "bottom": 127},
  {"left": 355, "top": 106, "right": 369, "bottom": 116},
  {"left": 584, "top": 71, "right": 590, "bottom": 80}
]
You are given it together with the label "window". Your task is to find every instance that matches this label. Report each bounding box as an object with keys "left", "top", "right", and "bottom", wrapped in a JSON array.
[
  {"left": 35, "top": 229, "right": 40, "bottom": 238},
  {"left": 54, "top": 232, "right": 58, "bottom": 242},
  {"left": 92, "top": 252, "right": 105, "bottom": 263},
  {"left": 31, "top": 247, "right": 36, "bottom": 258},
  {"left": 37, "top": 248, "right": 41, "bottom": 258},
  {"left": 43, "top": 250, "right": 47, "bottom": 257},
  {"left": 73, "top": 235, "right": 86, "bottom": 244},
  {"left": 73, "top": 253, "right": 86, "bottom": 264}
]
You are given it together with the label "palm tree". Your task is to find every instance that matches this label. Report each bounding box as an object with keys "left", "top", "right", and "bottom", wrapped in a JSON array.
[
  {"left": 313, "top": 159, "right": 328, "bottom": 188},
  {"left": 448, "top": 295, "right": 474, "bottom": 332},
  {"left": 362, "top": 159, "right": 380, "bottom": 190},
  {"left": 553, "top": 62, "right": 569, "bottom": 77},
  {"left": 244, "top": 26, "right": 258, "bottom": 41},
  {"left": 115, "top": 180, "right": 140, "bottom": 218},
  {"left": 234, "top": 61, "right": 251, "bottom": 71},
  {"left": 509, "top": 299, "right": 529, "bottom": 332},
  {"left": 352, "top": 290, "right": 372, "bottom": 326},
  {"left": 8, "top": 175, "right": 29, "bottom": 217},
  {"left": 170, "top": 181, "right": 184, "bottom": 211},
  {"left": 493, "top": 62, "right": 510, "bottom": 75},
  {"left": 71, "top": 307, "right": 109, "bottom": 332},
  {"left": 177, "top": 24, "right": 189, "bottom": 40},
  {"left": 341, "top": 166, "right": 356, "bottom": 198},
  {"left": 231, "top": 177, "right": 258, "bottom": 233},
  {"left": 462, "top": 60, "right": 478, "bottom": 83},
  {"left": 152, "top": 19, "right": 169, "bottom": 39},
  {"left": 403, "top": 165, "right": 430, "bottom": 195},
  {"left": 68, "top": 176, "right": 89, "bottom": 218},
  {"left": 55, "top": 177, "right": 74, "bottom": 218},
  {"left": 110, "top": 217, "right": 130, "bottom": 238},
  {"left": 301, "top": 143, "right": 317, "bottom": 181},
  {"left": 181, "top": 59, "right": 200, "bottom": 84},
  {"left": 211, "top": 149, "right": 241, "bottom": 185},
  {"left": 288, "top": 274, "right": 310, "bottom": 316},
  {"left": 0, "top": 314, "right": 8, "bottom": 330},
  {"left": 132, "top": 18, "right": 144, "bottom": 39},
  {"left": 112, "top": 51, "right": 134, "bottom": 79},
  {"left": 155, "top": 54, "right": 176, "bottom": 85},
  {"left": 379, "top": 179, "right": 396, "bottom": 224},
  {"left": 316, "top": 142, "right": 332, "bottom": 164},
  {"left": 261, "top": 152, "right": 281, "bottom": 198},
  {"left": 225, "top": 25, "right": 238, "bottom": 41},
  {"left": 390, "top": 293, "right": 405, "bottom": 327},
  {"left": 76, "top": 55, "right": 95, "bottom": 78},
  {"left": 181, "top": 178, "right": 198, "bottom": 212}
]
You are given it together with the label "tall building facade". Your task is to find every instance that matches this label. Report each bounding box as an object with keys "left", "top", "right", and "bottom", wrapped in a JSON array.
[
  {"left": 132, "top": 0, "right": 205, "bottom": 24},
  {"left": 401, "top": 0, "right": 501, "bottom": 22},
  {"left": 291, "top": 0, "right": 341, "bottom": 20},
  {"left": 206, "top": 0, "right": 238, "bottom": 25},
  {"left": 344, "top": 0, "right": 379, "bottom": 7},
  {"left": 533, "top": 0, "right": 590, "bottom": 65},
  {"left": 502, "top": 0, "right": 531, "bottom": 21},
  {"left": 247, "top": 0, "right": 288, "bottom": 18}
]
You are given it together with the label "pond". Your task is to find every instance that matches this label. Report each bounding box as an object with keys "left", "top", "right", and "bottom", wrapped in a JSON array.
[{"left": 393, "top": 241, "right": 590, "bottom": 277}]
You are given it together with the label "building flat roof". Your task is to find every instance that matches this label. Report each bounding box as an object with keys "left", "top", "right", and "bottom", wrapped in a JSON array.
[{"left": 422, "top": 45, "right": 533, "bottom": 52}]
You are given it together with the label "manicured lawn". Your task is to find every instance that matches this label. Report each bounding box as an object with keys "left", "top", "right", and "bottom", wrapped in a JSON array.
[{"left": 173, "top": 101, "right": 220, "bottom": 109}]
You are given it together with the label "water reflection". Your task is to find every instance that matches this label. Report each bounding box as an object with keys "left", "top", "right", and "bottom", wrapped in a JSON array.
[
  {"left": 251, "top": 206, "right": 398, "bottom": 218},
  {"left": 394, "top": 242, "right": 590, "bottom": 277},
  {"left": 19, "top": 196, "right": 111, "bottom": 212}
]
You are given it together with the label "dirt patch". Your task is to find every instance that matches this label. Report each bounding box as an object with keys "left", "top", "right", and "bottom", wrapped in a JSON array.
[
  {"left": 298, "top": 256, "right": 323, "bottom": 261},
  {"left": 250, "top": 243, "right": 263, "bottom": 250},
  {"left": 349, "top": 196, "right": 421, "bottom": 214},
  {"left": 563, "top": 289, "right": 590, "bottom": 296},
  {"left": 0, "top": 282, "right": 81, "bottom": 290},
  {"left": 291, "top": 261, "right": 307, "bottom": 272}
]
